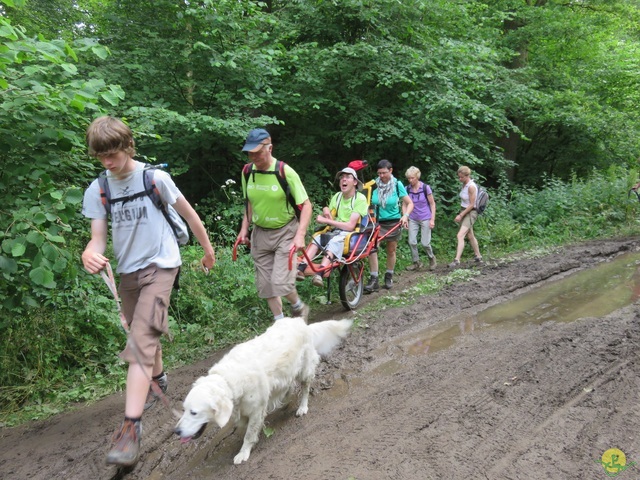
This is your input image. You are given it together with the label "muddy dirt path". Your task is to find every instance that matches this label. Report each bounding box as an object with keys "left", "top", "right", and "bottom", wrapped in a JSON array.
[{"left": 2, "top": 237, "right": 640, "bottom": 480}]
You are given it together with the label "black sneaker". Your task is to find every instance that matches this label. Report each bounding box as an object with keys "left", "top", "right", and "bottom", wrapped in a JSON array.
[
  {"left": 106, "top": 419, "right": 141, "bottom": 467},
  {"left": 363, "top": 276, "right": 379, "bottom": 294},
  {"left": 383, "top": 272, "right": 393, "bottom": 290},
  {"left": 144, "top": 373, "right": 168, "bottom": 411}
]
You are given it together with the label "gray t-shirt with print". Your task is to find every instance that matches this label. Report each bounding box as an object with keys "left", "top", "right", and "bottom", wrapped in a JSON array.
[{"left": 82, "top": 161, "right": 183, "bottom": 274}]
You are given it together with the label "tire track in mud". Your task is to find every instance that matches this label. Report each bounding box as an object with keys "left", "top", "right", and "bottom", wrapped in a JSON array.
[
  {"left": 486, "top": 359, "right": 630, "bottom": 478},
  {"left": 201, "top": 335, "right": 542, "bottom": 479},
  {"left": 265, "top": 371, "right": 462, "bottom": 480}
]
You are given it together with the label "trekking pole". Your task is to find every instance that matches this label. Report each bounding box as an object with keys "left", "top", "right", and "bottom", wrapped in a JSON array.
[{"left": 100, "top": 263, "right": 129, "bottom": 333}]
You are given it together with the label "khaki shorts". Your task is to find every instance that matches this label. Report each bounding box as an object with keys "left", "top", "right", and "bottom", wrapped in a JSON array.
[
  {"left": 378, "top": 219, "right": 402, "bottom": 243},
  {"left": 461, "top": 210, "right": 478, "bottom": 229},
  {"left": 118, "top": 264, "right": 178, "bottom": 367},
  {"left": 251, "top": 220, "right": 298, "bottom": 299}
]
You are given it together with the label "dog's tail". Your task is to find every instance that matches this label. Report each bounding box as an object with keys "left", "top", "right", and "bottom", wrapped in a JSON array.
[{"left": 309, "top": 319, "right": 353, "bottom": 357}]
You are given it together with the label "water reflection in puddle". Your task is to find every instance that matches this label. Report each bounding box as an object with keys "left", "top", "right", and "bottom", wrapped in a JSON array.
[{"left": 402, "top": 252, "right": 640, "bottom": 356}]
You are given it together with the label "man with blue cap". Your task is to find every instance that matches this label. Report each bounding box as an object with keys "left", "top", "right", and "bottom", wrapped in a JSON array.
[{"left": 237, "top": 128, "right": 312, "bottom": 321}]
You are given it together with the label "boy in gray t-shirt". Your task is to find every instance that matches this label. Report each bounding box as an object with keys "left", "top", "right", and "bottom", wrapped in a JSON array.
[{"left": 81, "top": 116, "right": 216, "bottom": 467}]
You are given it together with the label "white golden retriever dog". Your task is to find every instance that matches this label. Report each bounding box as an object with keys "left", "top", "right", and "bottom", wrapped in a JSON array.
[{"left": 175, "top": 316, "right": 352, "bottom": 464}]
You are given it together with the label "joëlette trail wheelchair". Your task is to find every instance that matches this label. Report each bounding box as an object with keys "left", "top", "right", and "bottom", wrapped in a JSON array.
[
  {"left": 232, "top": 161, "right": 402, "bottom": 311},
  {"left": 291, "top": 176, "right": 402, "bottom": 310}
]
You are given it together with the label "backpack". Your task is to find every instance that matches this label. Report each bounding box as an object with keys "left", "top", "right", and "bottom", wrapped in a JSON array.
[
  {"left": 242, "top": 160, "right": 301, "bottom": 220},
  {"left": 407, "top": 183, "right": 429, "bottom": 200},
  {"left": 98, "top": 165, "right": 190, "bottom": 246},
  {"left": 475, "top": 186, "right": 489, "bottom": 215},
  {"left": 408, "top": 183, "right": 434, "bottom": 214}
]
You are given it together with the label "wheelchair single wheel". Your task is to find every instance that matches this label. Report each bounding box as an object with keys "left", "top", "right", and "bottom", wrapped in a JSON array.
[{"left": 339, "top": 262, "right": 364, "bottom": 310}]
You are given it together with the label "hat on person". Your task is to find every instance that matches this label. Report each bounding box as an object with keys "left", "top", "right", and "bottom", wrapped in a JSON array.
[
  {"left": 242, "top": 128, "right": 271, "bottom": 152},
  {"left": 336, "top": 167, "right": 363, "bottom": 189}
]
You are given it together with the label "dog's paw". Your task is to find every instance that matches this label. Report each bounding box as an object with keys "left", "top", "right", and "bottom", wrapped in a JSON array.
[
  {"left": 233, "top": 449, "right": 251, "bottom": 464},
  {"left": 295, "top": 405, "right": 308, "bottom": 417}
]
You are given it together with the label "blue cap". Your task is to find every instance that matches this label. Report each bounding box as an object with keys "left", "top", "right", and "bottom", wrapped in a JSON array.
[{"left": 242, "top": 128, "right": 271, "bottom": 152}]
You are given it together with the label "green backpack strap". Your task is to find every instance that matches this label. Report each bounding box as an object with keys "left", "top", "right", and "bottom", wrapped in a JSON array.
[{"left": 242, "top": 160, "right": 300, "bottom": 220}]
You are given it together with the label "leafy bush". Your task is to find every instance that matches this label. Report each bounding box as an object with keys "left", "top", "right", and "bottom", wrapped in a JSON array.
[
  {"left": 0, "top": 16, "right": 123, "bottom": 315},
  {"left": 477, "top": 165, "right": 639, "bottom": 256}
]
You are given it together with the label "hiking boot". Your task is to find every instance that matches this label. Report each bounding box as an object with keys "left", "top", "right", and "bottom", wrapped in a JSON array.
[
  {"left": 406, "top": 261, "right": 423, "bottom": 271},
  {"left": 448, "top": 259, "right": 460, "bottom": 269},
  {"left": 311, "top": 274, "right": 324, "bottom": 288},
  {"left": 429, "top": 256, "right": 437, "bottom": 271},
  {"left": 474, "top": 256, "right": 483, "bottom": 264},
  {"left": 106, "top": 419, "right": 141, "bottom": 467},
  {"left": 383, "top": 272, "right": 393, "bottom": 290},
  {"left": 363, "top": 276, "right": 379, "bottom": 294},
  {"left": 291, "top": 302, "right": 310, "bottom": 321},
  {"left": 143, "top": 373, "right": 168, "bottom": 411}
]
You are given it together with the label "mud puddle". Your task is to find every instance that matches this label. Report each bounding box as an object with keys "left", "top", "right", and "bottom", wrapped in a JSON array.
[{"left": 396, "top": 251, "right": 640, "bottom": 358}]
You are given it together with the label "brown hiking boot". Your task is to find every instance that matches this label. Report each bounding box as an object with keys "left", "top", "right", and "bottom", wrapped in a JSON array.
[
  {"left": 144, "top": 372, "right": 168, "bottom": 411},
  {"left": 429, "top": 256, "right": 437, "bottom": 270},
  {"left": 106, "top": 419, "right": 141, "bottom": 467},
  {"left": 406, "top": 261, "right": 423, "bottom": 271}
]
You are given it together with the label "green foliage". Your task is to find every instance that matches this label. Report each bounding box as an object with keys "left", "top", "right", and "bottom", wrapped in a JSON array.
[
  {"left": 0, "top": 273, "right": 126, "bottom": 420},
  {"left": 0, "top": 15, "right": 123, "bottom": 313},
  {"left": 493, "top": 0, "right": 640, "bottom": 184},
  {"left": 472, "top": 165, "right": 640, "bottom": 257},
  {"left": 197, "top": 177, "right": 245, "bottom": 247}
]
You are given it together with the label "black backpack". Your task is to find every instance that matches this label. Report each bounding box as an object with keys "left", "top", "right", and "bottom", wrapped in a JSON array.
[
  {"left": 98, "top": 165, "right": 189, "bottom": 245},
  {"left": 242, "top": 160, "right": 301, "bottom": 220},
  {"left": 407, "top": 183, "right": 430, "bottom": 200}
]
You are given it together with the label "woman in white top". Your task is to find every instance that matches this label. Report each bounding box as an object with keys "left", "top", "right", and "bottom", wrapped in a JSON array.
[{"left": 449, "top": 166, "right": 482, "bottom": 268}]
